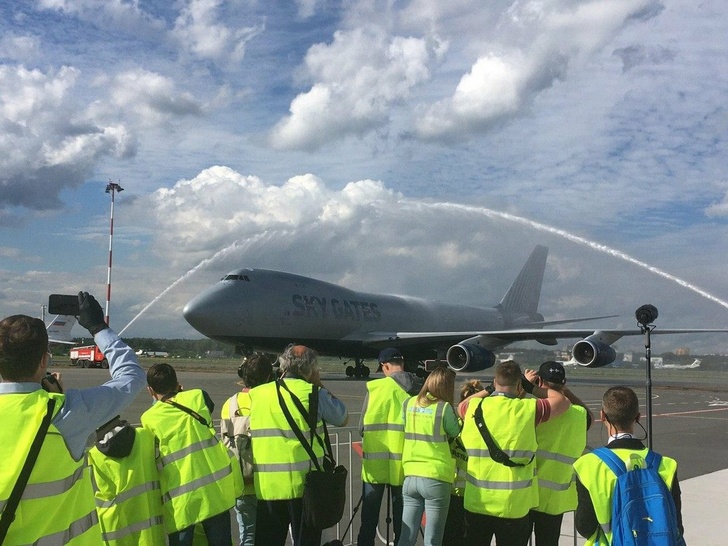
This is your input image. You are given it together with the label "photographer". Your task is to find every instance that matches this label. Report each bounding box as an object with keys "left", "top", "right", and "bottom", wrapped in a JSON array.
[
  {"left": 0, "top": 291, "right": 146, "bottom": 544},
  {"left": 247, "top": 344, "right": 348, "bottom": 546}
]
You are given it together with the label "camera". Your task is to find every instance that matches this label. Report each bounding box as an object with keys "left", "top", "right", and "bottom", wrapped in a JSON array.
[
  {"left": 49, "top": 294, "right": 80, "bottom": 316},
  {"left": 41, "top": 372, "right": 62, "bottom": 393},
  {"left": 635, "top": 304, "right": 658, "bottom": 327}
]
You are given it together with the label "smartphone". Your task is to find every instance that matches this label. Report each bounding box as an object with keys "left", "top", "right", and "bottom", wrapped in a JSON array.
[{"left": 48, "top": 294, "right": 80, "bottom": 315}]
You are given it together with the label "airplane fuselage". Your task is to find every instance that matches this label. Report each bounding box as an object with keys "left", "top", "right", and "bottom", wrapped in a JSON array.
[{"left": 183, "top": 268, "right": 506, "bottom": 360}]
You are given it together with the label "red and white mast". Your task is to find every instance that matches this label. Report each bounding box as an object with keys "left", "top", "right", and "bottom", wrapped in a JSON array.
[{"left": 104, "top": 181, "right": 124, "bottom": 326}]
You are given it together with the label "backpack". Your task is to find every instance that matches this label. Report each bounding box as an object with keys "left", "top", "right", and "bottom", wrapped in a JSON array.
[
  {"left": 228, "top": 393, "right": 254, "bottom": 482},
  {"left": 593, "top": 447, "right": 685, "bottom": 546}
]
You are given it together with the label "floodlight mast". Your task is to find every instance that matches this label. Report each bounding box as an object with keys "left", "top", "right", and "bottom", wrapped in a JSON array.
[{"left": 105, "top": 181, "right": 124, "bottom": 327}]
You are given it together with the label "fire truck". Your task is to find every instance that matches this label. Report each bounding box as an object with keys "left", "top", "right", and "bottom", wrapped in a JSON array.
[{"left": 70, "top": 345, "right": 108, "bottom": 369}]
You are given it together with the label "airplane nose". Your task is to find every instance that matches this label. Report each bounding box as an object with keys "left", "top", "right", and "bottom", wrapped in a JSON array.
[{"left": 183, "top": 288, "right": 230, "bottom": 334}]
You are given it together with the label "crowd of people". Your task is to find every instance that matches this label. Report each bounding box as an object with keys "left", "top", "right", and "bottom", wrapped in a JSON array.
[{"left": 0, "top": 294, "right": 685, "bottom": 546}]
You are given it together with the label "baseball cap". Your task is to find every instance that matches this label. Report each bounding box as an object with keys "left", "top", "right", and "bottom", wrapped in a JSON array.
[
  {"left": 537, "top": 361, "right": 566, "bottom": 385},
  {"left": 376, "top": 348, "right": 404, "bottom": 372}
]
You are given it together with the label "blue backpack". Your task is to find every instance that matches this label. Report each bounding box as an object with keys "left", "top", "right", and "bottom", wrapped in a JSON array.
[{"left": 593, "top": 448, "right": 685, "bottom": 546}]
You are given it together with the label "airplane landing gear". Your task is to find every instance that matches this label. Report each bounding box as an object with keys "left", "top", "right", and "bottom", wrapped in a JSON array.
[{"left": 345, "top": 358, "right": 370, "bottom": 379}]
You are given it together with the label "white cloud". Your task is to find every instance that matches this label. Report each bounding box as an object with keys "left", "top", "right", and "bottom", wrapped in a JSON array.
[
  {"left": 171, "top": 0, "right": 263, "bottom": 63},
  {"left": 268, "top": 26, "right": 435, "bottom": 151},
  {"left": 0, "top": 34, "right": 41, "bottom": 63},
  {"left": 0, "top": 65, "right": 134, "bottom": 211}
]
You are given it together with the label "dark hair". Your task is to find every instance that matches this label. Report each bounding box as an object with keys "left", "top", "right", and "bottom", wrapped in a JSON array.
[
  {"left": 0, "top": 315, "right": 48, "bottom": 381},
  {"left": 238, "top": 354, "right": 274, "bottom": 388},
  {"left": 146, "top": 363, "right": 179, "bottom": 396},
  {"left": 602, "top": 386, "right": 640, "bottom": 429},
  {"left": 495, "top": 360, "right": 522, "bottom": 387}
]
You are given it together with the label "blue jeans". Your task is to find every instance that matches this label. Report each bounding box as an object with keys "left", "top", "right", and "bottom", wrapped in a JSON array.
[
  {"left": 399, "top": 476, "right": 451, "bottom": 546},
  {"left": 236, "top": 494, "right": 257, "bottom": 546},
  {"left": 169, "top": 510, "right": 233, "bottom": 546},
  {"left": 357, "top": 482, "right": 403, "bottom": 546}
]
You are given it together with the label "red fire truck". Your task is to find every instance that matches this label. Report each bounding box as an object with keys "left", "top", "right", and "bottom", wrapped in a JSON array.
[{"left": 70, "top": 345, "right": 108, "bottom": 369}]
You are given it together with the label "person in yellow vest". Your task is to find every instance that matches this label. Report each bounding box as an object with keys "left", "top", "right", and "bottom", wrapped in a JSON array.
[
  {"left": 399, "top": 366, "right": 460, "bottom": 546},
  {"left": 220, "top": 354, "right": 275, "bottom": 546},
  {"left": 141, "top": 362, "right": 241, "bottom": 546},
  {"left": 0, "top": 292, "right": 146, "bottom": 545},
  {"left": 248, "top": 344, "right": 348, "bottom": 546},
  {"left": 528, "top": 361, "right": 592, "bottom": 546},
  {"left": 357, "top": 347, "right": 423, "bottom": 546},
  {"left": 457, "top": 360, "right": 571, "bottom": 546},
  {"left": 442, "top": 379, "right": 484, "bottom": 546},
  {"left": 87, "top": 416, "right": 166, "bottom": 545},
  {"left": 573, "top": 386, "right": 684, "bottom": 545}
]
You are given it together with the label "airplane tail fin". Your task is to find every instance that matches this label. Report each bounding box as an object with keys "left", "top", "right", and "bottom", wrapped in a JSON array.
[
  {"left": 47, "top": 315, "right": 77, "bottom": 344},
  {"left": 498, "top": 245, "right": 548, "bottom": 317}
]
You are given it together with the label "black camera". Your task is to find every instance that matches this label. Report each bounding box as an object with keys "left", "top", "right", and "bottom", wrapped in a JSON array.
[
  {"left": 41, "top": 372, "right": 62, "bottom": 393},
  {"left": 635, "top": 304, "right": 658, "bottom": 327},
  {"left": 49, "top": 294, "right": 80, "bottom": 316}
]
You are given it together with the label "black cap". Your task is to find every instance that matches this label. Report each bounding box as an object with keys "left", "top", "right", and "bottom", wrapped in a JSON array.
[
  {"left": 537, "top": 361, "right": 566, "bottom": 385},
  {"left": 376, "top": 348, "right": 404, "bottom": 372}
]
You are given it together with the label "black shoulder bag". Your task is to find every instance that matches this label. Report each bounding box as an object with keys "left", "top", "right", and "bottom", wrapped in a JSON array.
[
  {"left": 473, "top": 398, "right": 534, "bottom": 467},
  {"left": 0, "top": 398, "right": 56, "bottom": 544},
  {"left": 276, "top": 379, "right": 347, "bottom": 530}
]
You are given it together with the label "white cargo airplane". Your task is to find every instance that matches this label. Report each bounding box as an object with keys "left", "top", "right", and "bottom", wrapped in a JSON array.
[{"left": 183, "top": 245, "right": 727, "bottom": 377}]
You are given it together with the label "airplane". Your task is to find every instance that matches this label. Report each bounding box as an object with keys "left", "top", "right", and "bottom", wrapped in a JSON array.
[
  {"left": 46, "top": 315, "right": 77, "bottom": 345},
  {"left": 648, "top": 357, "right": 701, "bottom": 370},
  {"left": 182, "top": 245, "right": 728, "bottom": 377}
]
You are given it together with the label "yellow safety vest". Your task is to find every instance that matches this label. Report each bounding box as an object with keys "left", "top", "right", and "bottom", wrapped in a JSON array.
[
  {"left": 221, "top": 390, "right": 256, "bottom": 496},
  {"left": 402, "top": 397, "right": 455, "bottom": 483},
  {"left": 450, "top": 436, "right": 468, "bottom": 497},
  {"left": 87, "top": 427, "right": 165, "bottom": 545},
  {"left": 248, "top": 379, "right": 324, "bottom": 500},
  {"left": 361, "top": 377, "right": 410, "bottom": 485},
  {"left": 574, "top": 447, "right": 679, "bottom": 546},
  {"left": 534, "top": 404, "right": 587, "bottom": 515},
  {"left": 461, "top": 395, "right": 538, "bottom": 518},
  {"left": 141, "top": 389, "right": 240, "bottom": 533},
  {"left": 0, "top": 389, "right": 102, "bottom": 545}
]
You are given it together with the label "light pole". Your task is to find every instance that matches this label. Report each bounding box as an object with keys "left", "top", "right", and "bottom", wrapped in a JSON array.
[
  {"left": 105, "top": 181, "right": 124, "bottom": 327},
  {"left": 635, "top": 304, "right": 658, "bottom": 449}
]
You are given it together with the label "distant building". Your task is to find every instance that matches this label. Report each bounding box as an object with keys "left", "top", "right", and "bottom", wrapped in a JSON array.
[{"left": 675, "top": 347, "right": 691, "bottom": 356}]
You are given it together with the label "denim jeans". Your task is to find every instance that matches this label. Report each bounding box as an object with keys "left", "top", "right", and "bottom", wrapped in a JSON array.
[
  {"left": 399, "top": 476, "right": 452, "bottom": 546},
  {"left": 169, "top": 510, "right": 233, "bottom": 546},
  {"left": 356, "top": 482, "right": 403, "bottom": 546},
  {"left": 235, "top": 494, "right": 257, "bottom": 546}
]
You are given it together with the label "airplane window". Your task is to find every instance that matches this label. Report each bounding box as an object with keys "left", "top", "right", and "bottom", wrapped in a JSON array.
[{"left": 222, "top": 274, "right": 251, "bottom": 281}]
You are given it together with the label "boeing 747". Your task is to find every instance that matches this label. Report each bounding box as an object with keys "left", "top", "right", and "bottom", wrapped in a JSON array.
[{"left": 183, "top": 245, "right": 726, "bottom": 376}]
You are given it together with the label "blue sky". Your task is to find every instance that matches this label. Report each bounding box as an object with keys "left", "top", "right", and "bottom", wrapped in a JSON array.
[{"left": 1, "top": 0, "right": 727, "bottom": 354}]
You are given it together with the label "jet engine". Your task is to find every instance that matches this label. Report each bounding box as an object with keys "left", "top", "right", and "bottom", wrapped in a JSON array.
[
  {"left": 446, "top": 343, "right": 497, "bottom": 372},
  {"left": 572, "top": 336, "right": 617, "bottom": 368}
]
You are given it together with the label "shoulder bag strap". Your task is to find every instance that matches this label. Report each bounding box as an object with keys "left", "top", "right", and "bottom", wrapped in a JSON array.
[
  {"left": 0, "top": 398, "right": 57, "bottom": 544},
  {"left": 473, "top": 398, "right": 532, "bottom": 468},
  {"left": 275, "top": 380, "right": 322, "bottom": 472},
  {"left": 278, "top": 379, "right": 336, "bottom": 465},
  {"left": 162, "top": 396, "right": 210, "bottom": 427},
  {"left": 593, "top": 447, "right": 627, "bottom": 476}
]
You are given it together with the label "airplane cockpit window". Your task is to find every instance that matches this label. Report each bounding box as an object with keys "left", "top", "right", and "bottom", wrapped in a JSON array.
[{"left": 222, "top": 274, "right": 251, "bottom": 281}]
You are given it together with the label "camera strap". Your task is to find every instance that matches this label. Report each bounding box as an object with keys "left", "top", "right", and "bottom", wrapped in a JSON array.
[
  {"left": 473, "top": 398, "right": 533, "bottom": 468},
  {"left": 0, "top": 398, "right": 56, "bottom": 544},
  {"left": 161, "top": 395, "right": 210, "bottom": 427}
]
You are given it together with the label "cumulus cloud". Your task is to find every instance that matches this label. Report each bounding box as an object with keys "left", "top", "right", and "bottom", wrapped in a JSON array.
[
  {"left": 414, "top": 0, "right": 663, "bottom": 141},
  {"left": 0, "top": 65, "right": 134, "bottom": 211},
  {"left": 171, "top": 0, "right": 264, "bottom": 63},
  {"left": 0, "top": 34, "right": 41, "bottom": 63},
  {"left": 268, "top": 26, "right": 437, "bottom": 151},
  {"left": 37, "top": 0, "right": 163, "bottom": 37}
]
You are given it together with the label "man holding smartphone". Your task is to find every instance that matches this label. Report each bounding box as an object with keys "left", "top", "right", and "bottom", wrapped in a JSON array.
[{"left": 0, "top": 291, "right": 146, "bottom": 545}]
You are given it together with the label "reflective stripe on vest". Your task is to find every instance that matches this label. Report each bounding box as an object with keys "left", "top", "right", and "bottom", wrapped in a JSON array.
[
  {"left": 361, "top": 377, "right": 410, "bottom": 485},
  {"left": 573, "top": 447, "right": 678, "bottom": 546},
  {"left": 141, "top": 389, "right": 238, "bottom": 533},
  {"left": 88, "top": 427, "right": 166, "bottom": 546},
  {"left": 460, "top": 395, "right": 538, "bottom": 518},
  {"left": 0, "top": 390, "right": 102, "bottom": 545},
  {"left": 402, "top": 397, "right": 455, "bottom": 483},
  {"left": 534, "top": 404, "right": 587, "bottom": 515},
  {"left": 249, "top": 379, "right": 323, "bottom": 500}
]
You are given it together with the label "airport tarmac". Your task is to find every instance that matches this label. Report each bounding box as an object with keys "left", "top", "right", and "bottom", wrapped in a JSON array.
[{"left": 59, "top": 367, "right": 728, "bottom": 544}]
